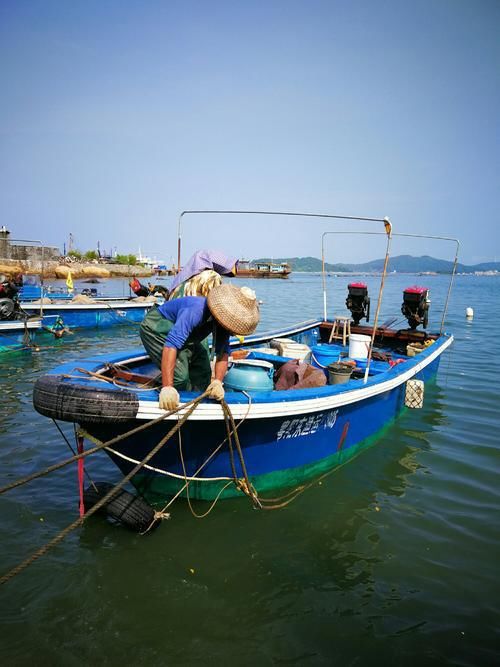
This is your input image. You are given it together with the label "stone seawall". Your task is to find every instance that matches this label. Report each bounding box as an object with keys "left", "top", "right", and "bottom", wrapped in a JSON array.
[{"left": 0, "top": 259, "right": 155, "bottom": 279}]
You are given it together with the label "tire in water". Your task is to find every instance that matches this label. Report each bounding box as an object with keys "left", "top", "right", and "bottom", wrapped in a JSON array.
[{"left": 83, "top": 482, "right": 160, "bottom": 533}]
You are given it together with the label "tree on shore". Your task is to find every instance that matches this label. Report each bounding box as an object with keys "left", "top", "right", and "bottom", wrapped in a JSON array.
[{"left": 115, "top": 254, "right": 137, "bottom": 265}]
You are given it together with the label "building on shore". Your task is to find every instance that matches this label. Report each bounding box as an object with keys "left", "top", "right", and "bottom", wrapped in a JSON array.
[{"left": 0, "top": 227, "right": 60, "bottom": 274}]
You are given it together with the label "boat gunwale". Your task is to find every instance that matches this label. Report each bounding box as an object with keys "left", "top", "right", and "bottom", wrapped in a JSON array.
[
  {"left": 33, "top": 320, "right": 453, "bottom": 422},
  {"left": 0, "top": 319, "right": 42, "bottom": 330},
  {"left": 20, "top": 300, "right": 155, "bottom": 311}
]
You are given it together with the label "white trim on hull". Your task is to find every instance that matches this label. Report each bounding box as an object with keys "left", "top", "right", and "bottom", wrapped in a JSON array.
[{"left": 0, "top": 319, "right": 42, "bottom": 331}]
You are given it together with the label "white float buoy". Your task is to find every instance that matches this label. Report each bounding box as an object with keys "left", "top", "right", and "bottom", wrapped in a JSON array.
[{"left": 466, "top": 307, "right": 474, "bottom": 319}]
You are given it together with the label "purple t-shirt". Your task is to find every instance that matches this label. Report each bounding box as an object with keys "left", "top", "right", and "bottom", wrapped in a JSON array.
[{"left": 157, "top": 296, "right": 230, "bottom": 354}]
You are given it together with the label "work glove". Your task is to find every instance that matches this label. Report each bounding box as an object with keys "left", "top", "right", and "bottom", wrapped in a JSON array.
[
  {"left": 207, "top": 379, "right": 225, "bottom": 402},
  {"left": 159, "top": 386, "right": 180, "bottom": 411}
]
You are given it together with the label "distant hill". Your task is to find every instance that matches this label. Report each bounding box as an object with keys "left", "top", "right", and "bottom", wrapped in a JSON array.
[{"left": 252, "top": 255, "right": 500, "bottom": 274}]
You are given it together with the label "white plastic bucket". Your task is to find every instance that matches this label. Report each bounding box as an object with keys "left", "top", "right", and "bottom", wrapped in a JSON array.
[{"left": 348, "top": 333, "right": 371, "bottom": 360}]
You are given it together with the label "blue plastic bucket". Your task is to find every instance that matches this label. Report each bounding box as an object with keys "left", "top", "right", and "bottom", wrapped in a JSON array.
[
  {"left": 310, "top": 344, "right": 341, "bottom": 371},
  {"left": 224, "top": 360, "right": 274, "bottom": 392}
]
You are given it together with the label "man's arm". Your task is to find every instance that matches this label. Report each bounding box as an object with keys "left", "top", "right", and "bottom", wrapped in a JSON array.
[
  {"left": 206, "top": 351, "right": 228, "bottom": 402},
  {"left": 213, "top": 352, "right": 229, "bottom": 382},
  {"left": 161, "top": 346, "right": 178, "bottom": 387},
  {"left": 159, "top": 346, "right": 181, "bottom": 411}
]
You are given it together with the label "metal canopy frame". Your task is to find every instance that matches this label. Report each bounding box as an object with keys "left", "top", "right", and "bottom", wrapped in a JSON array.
[{"left": 177, "top": 209, "right": 392, "bottom": 273}]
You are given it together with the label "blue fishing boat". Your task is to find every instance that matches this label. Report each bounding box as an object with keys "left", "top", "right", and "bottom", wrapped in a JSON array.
[
  {"left": 21, "top": 298, "right": 155, "bottom": 330},
  {"left": 33, "top": 322, "right": 452, "bottom": 503},
  {"left": 32, "top": 211, "right": 458, "bottom": 507},
  {"left": 0, "top": 272, "right": 42, "bottom": 351}
]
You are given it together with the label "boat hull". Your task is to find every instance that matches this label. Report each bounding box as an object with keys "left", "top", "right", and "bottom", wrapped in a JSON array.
[
  {"left": 235, "top": 270, "right": 290, "bottom": 279},
  {"left": 21, "top": 301, "right": 153, "bottom": 329},
  {"left": 81, "top": 351, "right": 443, "bottom": 504},
  {"left": 0, "top": 319, "right": 41, "bottom": 352}
]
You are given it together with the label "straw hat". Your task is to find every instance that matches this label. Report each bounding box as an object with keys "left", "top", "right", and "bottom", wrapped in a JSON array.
[{"left": 207, "top": 284, "right": 260, "bottom": 335}]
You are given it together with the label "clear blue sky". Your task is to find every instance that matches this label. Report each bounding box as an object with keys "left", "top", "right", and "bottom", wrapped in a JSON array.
[{"left": 1, "top": 0, "right": 498, "bottom": 265}]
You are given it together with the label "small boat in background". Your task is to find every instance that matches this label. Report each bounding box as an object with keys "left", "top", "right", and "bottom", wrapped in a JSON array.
[
  {"left": 235, "top": 260, "right": 291, "bottom": 279},
  {"left": 21, "top": 297, "right": 155, "bottom": 330},
  {"left": 0, "top": 274, "right": 42, "bottom": 351},
  {"left": 16, "top": 273, "right": 156, "bottom": 330}
]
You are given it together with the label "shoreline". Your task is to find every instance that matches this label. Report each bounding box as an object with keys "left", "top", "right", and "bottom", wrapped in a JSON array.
[{"left": 0, "top": 260, "right": 156, "bottom": 279}]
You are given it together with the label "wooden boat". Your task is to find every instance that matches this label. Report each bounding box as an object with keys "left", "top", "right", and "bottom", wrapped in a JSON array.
[
  {"left": 235, "top": 260, "right": 291, "bottom": 279},
  {"left": 32, "top": 211, "right": 458, "bottom": 506}
]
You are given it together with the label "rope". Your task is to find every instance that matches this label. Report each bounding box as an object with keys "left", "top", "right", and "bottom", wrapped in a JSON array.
[
  {"left": 249, "top": 421, "right": 352, "bottom": 510},
  {"left": 0, "top": 392, "right": 208, "bottom": 587},
  {"left": 178, "top": 424, "right": 233, "bottom": 520},
  {"left": 141, "top": 437, "right": 229, "bottom": 533},
  {"left": 51, "top": 420, "right": 97, "bottom": 491},
  {"left": 209, "top": 398, "right": 355, "bottom": 511},
  {"left": 0, "top": 327, "right": 35, "bottom": 350},
  {"left": 101, "top": 301, "right": 153, "bottom": 327},
  {"left": 140, "top": 391, "right": 254, "bottom": 532},
  {"left": 0, "top": 395, "right": 205, "bottom": 496},
  {"left": 220, "top": 400, "right": 262, "bottom": 508},
  {"left": 62, "top": 367, "right": 158, "bottom": 391}
]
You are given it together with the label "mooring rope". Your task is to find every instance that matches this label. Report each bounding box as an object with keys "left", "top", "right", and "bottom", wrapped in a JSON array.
[
  {"left": 0, "top": 328, "right": 35, "bottom": 350},
  {"left": 140, "top": 392, "right": 254, "bottom": 531},
  {"left": 177, "top": 424, "right": 234, "bottom": 521},
  {"left": 214, "top": 403, "right": 355, "bottom": 511},
  {"left": 0, "top": 392, "right": 208, "bottom": 587},
  {"left": 0, "top": 372, "right": 360, "bottom": 586},
  {"left": 220, "top": 400, "right": 262, "bottom": 508},
  {"left": 0, "top": 396, "right": 204, "bottom": 496},
  {"left": 102, "top": 301, "right": 154, "bottom": 327}
]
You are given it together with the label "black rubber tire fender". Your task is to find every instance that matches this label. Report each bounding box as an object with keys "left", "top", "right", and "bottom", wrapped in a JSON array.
[
  {"left": 83, "top": 482, "right": 160, "bottom": 533},
  {"left": 33, "top": 374, "right": 139, "bottom": 424}
]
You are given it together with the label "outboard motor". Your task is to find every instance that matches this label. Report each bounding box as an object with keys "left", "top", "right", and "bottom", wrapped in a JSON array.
[
  {"left": 346, "top": 282, "right": 370, "bottom": 325},
  {"left": 129, "top": 278, "right": 149, "bottom": 297},
  {"left": 401, "top": 286, "right": 430, "bottom": 329}
]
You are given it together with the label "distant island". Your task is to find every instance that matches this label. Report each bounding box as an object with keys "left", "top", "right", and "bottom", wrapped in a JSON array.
[{"left": 252, "top": 255, "right": 500, "bottom": 275}]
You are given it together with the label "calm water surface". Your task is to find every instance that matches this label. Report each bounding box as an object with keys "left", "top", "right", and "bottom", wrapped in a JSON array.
[{"left": 0, "top": 274, "right": 499, "bottom": 666}]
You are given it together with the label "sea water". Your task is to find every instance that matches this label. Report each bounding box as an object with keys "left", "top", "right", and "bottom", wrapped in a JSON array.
[{"left": 0, "top": 273, "right": 499, "bottom": 665}]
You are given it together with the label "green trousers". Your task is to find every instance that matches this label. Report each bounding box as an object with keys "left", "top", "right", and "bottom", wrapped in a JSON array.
[{"left": 139, "top": 307, "right": 211, "bottom": 391}]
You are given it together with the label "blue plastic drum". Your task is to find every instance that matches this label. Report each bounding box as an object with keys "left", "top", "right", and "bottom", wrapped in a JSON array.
[{"left": 224, "top": 359, "right": 275, "bottom": 392}]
